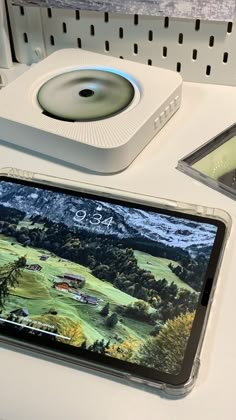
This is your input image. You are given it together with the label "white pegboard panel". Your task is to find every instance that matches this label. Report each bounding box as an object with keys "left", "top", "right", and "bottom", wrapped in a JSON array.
[
  {"left": 7, "top": 1, "right": 46, "bottom": 64},
  {"left": 0, "top": 0, "right": 12, "bottom": 68},
  {"left": 6, "top": 2, "right": 236, "bottom": 85}
]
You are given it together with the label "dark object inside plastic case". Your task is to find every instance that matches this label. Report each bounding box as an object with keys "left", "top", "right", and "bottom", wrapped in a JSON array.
[{"left": 178, "top": 123, "right": 236, "bottom": 200}]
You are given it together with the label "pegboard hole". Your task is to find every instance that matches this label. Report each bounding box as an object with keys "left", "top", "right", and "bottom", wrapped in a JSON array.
[
  {"left": 47, "top": 8, "right": 52, "bottom": 18},
  {"left": 227, "top": 22, "right": 233, "bottom": 33},
  {"left": 195, "top": 19, "right": 201, "bottom": 31},
  {"left": 120, "top": 56, "right": 124, "bottom": 59},
  {"left": 163, "top": 46, "right": 167, "bottom": 58},
  {"left": 209, "top": 36, "right": 214, "bottom": 47},
  {"left": 105, "top": 41, "right": 110, "bottom": 52},
  {"left": 77, "top": 38, "right": 82, "bottom": 48},
  {"left": 164, "top": 17, "right": 169, "bottom": 28},
  {"left": 206, "top": 65, "right": 211, "bottom": 76},
  {"left": 104, "top": 12, "right": 109, "bottom": 22},
  {"left": 178, "top": 33, "right": 183, "bottom": 44},
  {"left": 223, "top": 52, "right": 229, "bottom": 63},
  {"left": 19, "top": 6, "right": 25, "bottom": 16},
  {"left": 134, "top": 43, "right": 138, "bottom": 55},
  {"left": 192, "top": 49, "right": 198, "bottom": 60},
  {"left": 90, "top": 25, "right": 95, "bottom": 36},
  {"left": 23, "top": 32, "right": 28, "bottom": 43},
  {"left": 50, "top": 35, "right": 55, "bottom": 46},
  {"left": 176, "top": 62, "right": 181, "bottom": 72},
  {"left": 119, "top": 27, "right": 124, "bottom": 39},
  {"left": 62, "top": 22, "right": 67, "bottom": 34},
  {"left": 148, "top": 59, "right": 152, "bottom": 66},
  {"left": 75, "top": 10, "right": 80, "bottom": 20},
  {"left": 148, "top": 30, "right": 153, "bottom": 41},
  {"left": 134, "top": 14, "right": 138, "bottom": 25}
]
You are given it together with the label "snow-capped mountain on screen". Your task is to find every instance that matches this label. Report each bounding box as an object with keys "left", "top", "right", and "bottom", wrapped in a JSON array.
[{"left": 0, "top": 181, "right": 217, "bottom": 251}]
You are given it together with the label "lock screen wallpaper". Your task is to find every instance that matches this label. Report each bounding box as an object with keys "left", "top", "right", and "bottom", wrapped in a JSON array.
[{"left": 0, "top": 180, "right": 219, "bottom": 375}]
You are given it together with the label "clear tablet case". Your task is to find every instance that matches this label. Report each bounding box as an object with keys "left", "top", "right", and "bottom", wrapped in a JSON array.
[
  {"left": 0, "top": 166, "right": 232, "bottom": 398},
  {"left": 178, "top": 123, "right": 236, "bottom": 200}
]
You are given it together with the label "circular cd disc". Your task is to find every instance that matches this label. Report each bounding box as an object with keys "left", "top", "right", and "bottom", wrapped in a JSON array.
[{"left": 37, "top": 69, "right": 135, "bottom": 122}]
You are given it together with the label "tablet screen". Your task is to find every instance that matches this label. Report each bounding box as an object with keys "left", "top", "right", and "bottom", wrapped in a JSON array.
[{"left": 0, "top": 178, "right": 226, "bottom": 385}]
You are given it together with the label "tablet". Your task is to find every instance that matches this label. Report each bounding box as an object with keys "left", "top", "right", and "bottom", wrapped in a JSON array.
[{"left": 0, "top": 174, "right": 228, "bottom": 396}]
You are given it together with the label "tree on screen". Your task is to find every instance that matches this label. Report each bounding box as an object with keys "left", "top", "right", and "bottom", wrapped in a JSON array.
[
  {"left": 100, "top": 303, "right": 110, "bottom": 317},
  {"left": 138, "top": 311, "right": 195, "bottom": 375},
  {"left": 87, "top": 339, "right": 110, "bottom": 354},
  {"left": 106, "top": 338, "right": 140, "bottom": 362},
  {"left": 58, "top": 321, "right": 84, "bottom": 346},
  {"left": 0, "top": 256, "right": 26, "bottom": 308},
  {"left": 106, "top": 312, "right": 118, "bottom": 328}
]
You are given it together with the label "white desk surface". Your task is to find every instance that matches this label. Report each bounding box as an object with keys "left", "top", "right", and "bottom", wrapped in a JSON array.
[{"left": 0, "top": 81, "right": 236, "bottom": 420}]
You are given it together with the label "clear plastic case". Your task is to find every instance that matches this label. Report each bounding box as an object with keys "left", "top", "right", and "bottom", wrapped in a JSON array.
[
  {"left": 178, "top": 123, "right": 236, "bottom": 200},
  {"left": 0, "top": 166, "right": 232, "bottom": 398}
]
